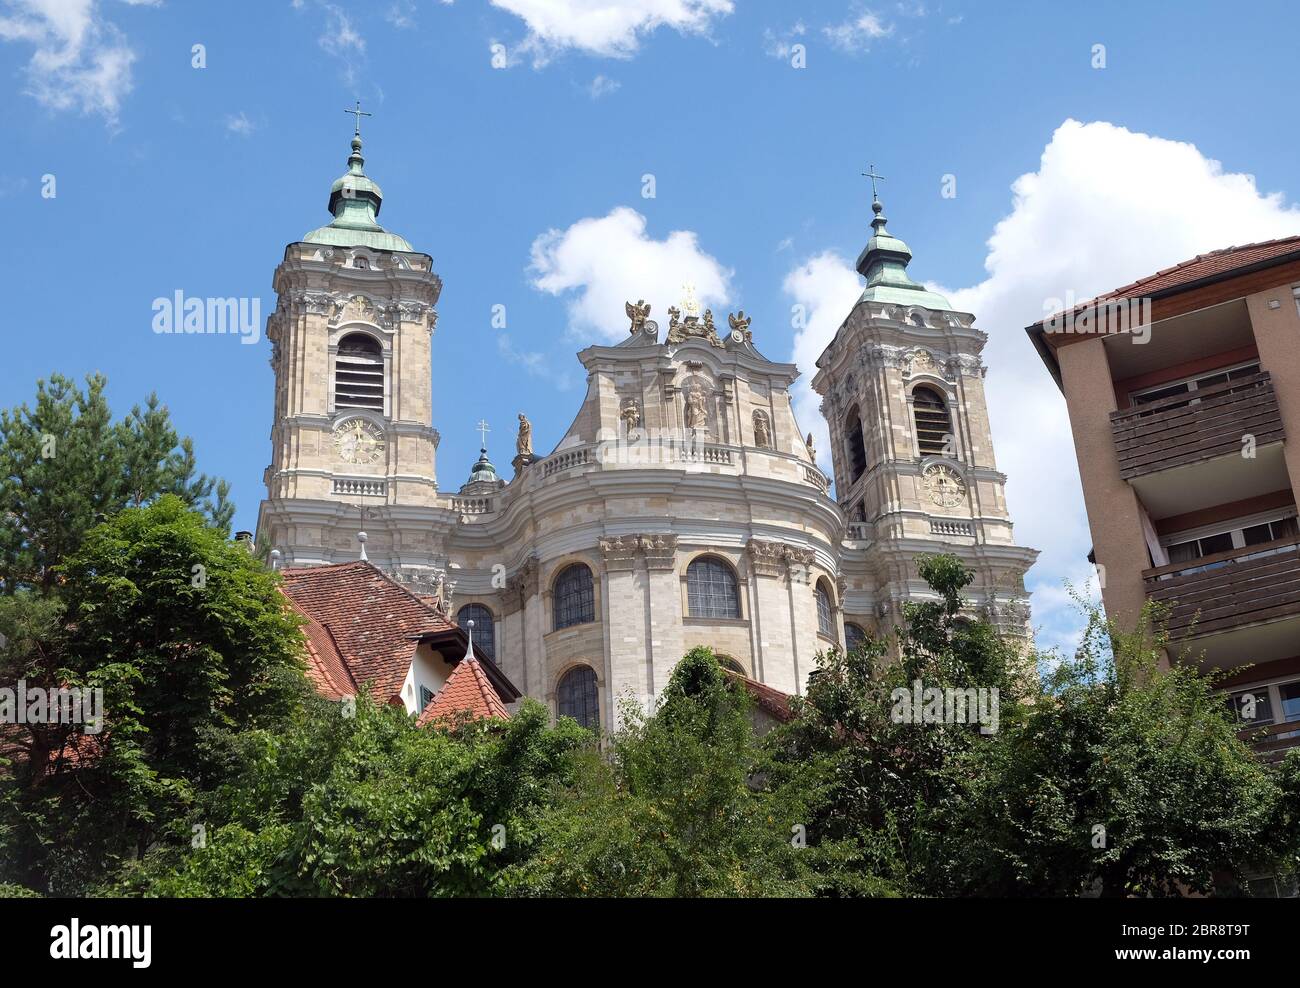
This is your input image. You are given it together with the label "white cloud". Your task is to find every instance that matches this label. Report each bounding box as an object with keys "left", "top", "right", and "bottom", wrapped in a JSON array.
[
  {"left": 529, "top": 206, "right": 732, "bottom": 341},
  {"left": 224, "top": 111, "right": 255, "bottom": 137},
  {"left": 783, "top": 251, "right": 863, "bottom": 474},
  {"left": 319, "top": 2, "right": 365, "bottom": 57},
  {"left": 783, "top": 119, "right": 1300, "bottom": 656},
  {"left": 762, "top": 20, "right": 805, "bottom": 60},
  {"left": 492, "top": 0, "right": 734, "bottom": 66},
  {"left": 823, "top": 10, "right": 892, "bottom": 52},
  {"left": 0, "top": 0, "right": 154, "bottom": 124},
  {"left": 587, "top": 73, "right": 620, "bottom": 98}
]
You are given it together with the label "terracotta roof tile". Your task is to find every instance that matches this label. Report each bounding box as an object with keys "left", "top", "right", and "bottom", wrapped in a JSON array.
[
  {"left": 416, "top": 656, "right": 511, "bottom": 726},
  {"left": 280, "top": 561, "right": 458, "bottom": 703},
  {"left": 725, "top": 670, "right": 794, "bottom": 723},
  {"left": 1033, "top": 236, "right": 1300, "bottom": 329}
]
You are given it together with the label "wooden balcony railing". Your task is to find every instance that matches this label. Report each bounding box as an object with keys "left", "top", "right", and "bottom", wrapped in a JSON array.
[
  {"left": 1239, "top": 719, "right": 1300, "bottom": 764},
  {"left": 1143, "top": 536, "right": 1300, "bottom": 639},
  {"left": 1110, "top": 371, "right": 1283, "bottom": 480}
]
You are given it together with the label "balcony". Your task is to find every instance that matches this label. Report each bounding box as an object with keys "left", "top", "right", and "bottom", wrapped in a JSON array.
[
  {"left": 1110, "top": 372, "right": 1287, "bottom": 517},
  {"left": 1240, "top": 720, "right": 1300, "bottom": 765},
  {"left": 1144, "top": 536, "right": 1300, "bottom": 666}
]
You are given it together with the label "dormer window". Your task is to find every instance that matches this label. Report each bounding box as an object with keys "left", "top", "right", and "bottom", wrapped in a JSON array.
[{"left": 355, "top": 256, "right": 370, "bottom": 270}]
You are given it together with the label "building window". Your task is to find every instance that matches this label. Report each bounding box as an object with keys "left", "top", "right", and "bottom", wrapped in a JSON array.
[
  {"left": 1163, "top": 513, "right": 1298, "bottom": 567},
  {"left": 716, "top": 654, "right": 745, "bottom": 675},
  {"left": 912, "top": 386, "right": 952, "bottom": 457},
  {"left": 419, "top": 684, "right": 435, "bottom": 709},
  {"left": 1130, "top": 361, "right": 1261, "bottom": 413},
  {"left": 557, "top": 665, "right": 599, "bottom": 729},
  {"left": 815, "top": 581, "right": 834, "bottom": 637},
  {"left": 335, "top": 333, "right": 385, "bottom": 411},
  {"left": 456, "top": 603, "right": 495, "bottom": 659},
  {"left": 553, "top": 563, "right": 595, "bottom": 630},
  {"left": 354, "top": 256, "right": 369, "bottom": 270},
  {"left": 1226, "top": 688, "right": 1275, "bottom": 727},
  {"left": 845, "top": 406, "right": 867, "bottom": 482},
  {"left": 845, "top": 622, "right": 867, "bottom": 653},
  {"left": 687, "top": 556, "right": 741, "bottom": 619}
]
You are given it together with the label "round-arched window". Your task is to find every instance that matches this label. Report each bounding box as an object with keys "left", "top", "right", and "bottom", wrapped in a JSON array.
[
  {"left": 557, "top": 665, "right": 599, "bottom": 729},
  {"left": 456, "top": 603, "right": 495, "bottom": 659},
  {"left": 686, "top": 556, "right": 740, "bottom": 619},
  {"left": 553, "top": 564, "right": 595, "bottom": 630}
]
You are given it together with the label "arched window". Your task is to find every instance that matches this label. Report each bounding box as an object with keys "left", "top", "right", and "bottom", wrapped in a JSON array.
[
  {"left": 553, "top": 564, "right": 595, "bottom": 630},
  {"left": 716, "top": 654, "right": 746, "bottom": 675},
  {"left": 335, "top": 333, "right": 384, "bottom": 411},
  {"left": 845, "top": 406, "right": 867, "bottom": 482},
  {"left": 456, "top": 603, "right": 495, "bottom": 659},
  {"left": 686, "top": 556, "right": 740, "bottom": 619},
  {"left": 913, "top": 386, "right": 952, "bottom": 457},
  {"left": 557, "top": 665, "right": 599, "bottom": 729},
  {"left": 815, "top": 581, "right": 834, "bottom": 637},
  {"left": 845, "top": 622, "right": 867, "bottom": 654}
]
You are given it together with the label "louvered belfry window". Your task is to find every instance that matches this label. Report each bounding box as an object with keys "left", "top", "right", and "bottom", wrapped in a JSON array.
[
  {"left": 913, "top": 386, "right": 952, "bottom": 457},
  {"left": 335, "top": 333, "right": 385, "bottom": 411}
]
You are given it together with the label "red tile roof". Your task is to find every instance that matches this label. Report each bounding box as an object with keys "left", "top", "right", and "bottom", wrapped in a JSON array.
[
  {"left": 280, "top": 561, "right": 460, "bottom": 704},
  {"left": 725, "top": 670, "right": 794, "bottom": 723},
  {"left": 279, "top": 561, "right": 519, "bottom": 724},
  {"left": 1032, "top": 236, "right": 1300, "bottom": 329},
  {"left": 416, "top": 655, "right": 511, "bottom": 726}
]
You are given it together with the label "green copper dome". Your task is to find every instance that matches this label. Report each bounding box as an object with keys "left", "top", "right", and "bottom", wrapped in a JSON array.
[
  {"left": 854, "top": 199, "right": 953, "bottom": 311},
  {"left": 467, "top": 449, "right": 498, "bottom": 486},
  {"left": 303, "top": 133, "right": 413, "bottom": 252}
]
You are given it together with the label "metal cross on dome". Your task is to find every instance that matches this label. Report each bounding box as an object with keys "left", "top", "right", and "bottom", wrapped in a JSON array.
[
  {"left": 476, "top": 419, "right": 490, "bottom": 450},
  {"left": 344, "top": 99, "right": 372, "bottom": 136},
  {"left": 862, "top": 164, "right": 886, "bottom": 202}
]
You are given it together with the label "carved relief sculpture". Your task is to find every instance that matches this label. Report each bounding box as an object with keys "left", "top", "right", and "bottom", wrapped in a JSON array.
[
  {"left": 752, "top": 409, "right": 772, "bottom": 448},
  {"left": 727, "top": 310, "right": 752, "bottom": 343}
]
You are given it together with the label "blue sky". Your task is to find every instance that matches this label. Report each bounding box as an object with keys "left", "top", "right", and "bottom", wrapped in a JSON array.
[{"left": 3, "top": 0, "right": 1298, "bottom": 655}]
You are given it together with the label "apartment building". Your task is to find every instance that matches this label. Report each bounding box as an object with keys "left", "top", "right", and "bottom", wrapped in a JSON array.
[{"left": 1028, "top": 237, "right": 1300, "bottom": 763}]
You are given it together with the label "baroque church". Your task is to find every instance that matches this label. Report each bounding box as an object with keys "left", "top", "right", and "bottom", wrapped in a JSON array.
[{"left": 256, "top": 127, "right": 1039, "bottom": 731}]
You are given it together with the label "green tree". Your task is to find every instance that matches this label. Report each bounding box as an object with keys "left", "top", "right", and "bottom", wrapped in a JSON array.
[
  {"left": 110, "top": 693, "right": 589, "bottom": 897},
  {"left": 0, "top": 373, "right": 232, "bottom": 593},
  {"left": 960, "top": 604, "right": 1300, "bottom": 897},
  {"left": 0, "top": 496, "right": 303, "bottom": 894},
  {"left": 767, "top": 554, "right": 1030, "bottom": 896},
  {"left": 512, "top": 647, "right": 814, "bottom": 897}
]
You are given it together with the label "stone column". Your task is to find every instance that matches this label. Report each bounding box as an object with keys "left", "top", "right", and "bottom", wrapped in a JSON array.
[
  {"left": 643, "top": 535, "right": 683, "bottom": 696},
  {"left": 747, "top": 540, "right": 799, "bottom": 694},
  {"left": 600, "top": 536, "right": 651, "bottom": 712}
]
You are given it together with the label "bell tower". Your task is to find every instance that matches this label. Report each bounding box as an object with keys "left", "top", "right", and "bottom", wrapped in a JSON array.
[
  {"left": 257, "top": 113, "right": 444, "bottom": 566},
  {"left": 812, "top": 188, "right": 1038, "bottom": 639}
]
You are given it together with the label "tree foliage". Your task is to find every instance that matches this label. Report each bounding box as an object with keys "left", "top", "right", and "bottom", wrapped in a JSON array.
[{"left": 0, "top": 373, "right": 232, "bottom": 593}]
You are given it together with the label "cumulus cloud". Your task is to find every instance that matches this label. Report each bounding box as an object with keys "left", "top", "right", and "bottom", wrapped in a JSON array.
[
  {"left": 492, "top": 0, "right": 734, "bottom": 66},
  {"left": 783, "top": 119, "right": 1300, "bottom": 656},
  {"left": 784, "top": 251, "right": 863, "bottom": 465},
  {"left": 529, "top": 206, "right": 732, "bottom": 341},
  {"left": 0, "top": 0, "right": 155, "bottom": 124}
]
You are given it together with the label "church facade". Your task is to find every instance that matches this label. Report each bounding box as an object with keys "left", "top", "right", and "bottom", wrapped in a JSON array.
[{"left": 256, "top": 131, "right": 1039, "bottom": 729}]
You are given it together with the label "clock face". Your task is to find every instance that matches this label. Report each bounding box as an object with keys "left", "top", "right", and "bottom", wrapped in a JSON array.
[
  {"left": 333, "top": 419, "right": 386, "bottom": 465},
  {"left": 923, "top": 464, "right": 967, "bottom": 508}
]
